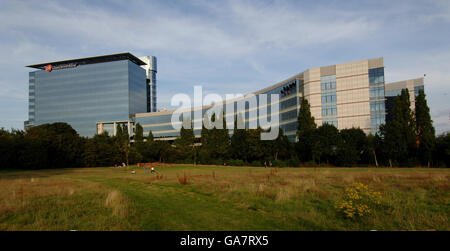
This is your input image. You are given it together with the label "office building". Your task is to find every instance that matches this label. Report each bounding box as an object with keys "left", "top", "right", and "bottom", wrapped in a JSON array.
[
  {"left": 25, "top": 54, "right": 424, "bottom": 141},
  {"left": 25, "top": 53, "right": 156, "bottom": 137}
]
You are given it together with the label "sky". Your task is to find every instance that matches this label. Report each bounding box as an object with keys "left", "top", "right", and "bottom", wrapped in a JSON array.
[{"left": 0, "top": 0, "right": 449, "bottom": 134}]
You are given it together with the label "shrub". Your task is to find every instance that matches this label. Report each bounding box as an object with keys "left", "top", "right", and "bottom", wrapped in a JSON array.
[
  {"left": 250, "top": 161, "right": 262, "bottom": 167},
  {"left": 334, "top": 182, "right": 382, "bottom": 218},
  {"left": 272, "top": 160, "right": 286, "bottom": 167},
  {"left": 227, "top": 159, "right": 245, "bottom": 166},
  {"left": 177, "top": 172, "right": 188, "bottom": 185},
  {"left": 286, "top": 158, "right": 300, "bottom": 167}
]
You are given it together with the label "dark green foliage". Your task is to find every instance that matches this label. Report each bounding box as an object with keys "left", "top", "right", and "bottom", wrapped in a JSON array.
[
  {"left": 269, "top": 128, "right": 293, "bottom": 161},
  {"left": 435, "top": 133, "right": 450, "bottom": 168},
  {"left": 174, "top": 118, "right": 195, "bottom": 162},
  {"left": 335, "top": 128, "right": 368, "bottom": 166},
  {"left": 246, "top": 127, "right": 265, "bottom": 163},
  {"left": 296, "top": 98, "right": 317, "bottom": 162},
  {"left": 415, "top": 90, "right": 435, "bottom": 166},
  {"left": 199, "top": 113, "right": 229, "bottom": 164},
  {"left": 26, "top": 123, "right": 85, "bottom": 168},
  {"left": 379, "top": 89, "right": 417, "bottom": 166},
  {"left": 230, "top": 114, "right": 248, "bottom": 161},
  {"left": 314, "top": 123, "right": 339, "bottom": 165},
  {"left": 83, "top": 132, "right": 120, "bottom": 167},
  {"left": 0, "top": 86, "right": 444, "bottom": 169},
  {"left": 134, "top": 123, "right": 144, "bottom": 143}
]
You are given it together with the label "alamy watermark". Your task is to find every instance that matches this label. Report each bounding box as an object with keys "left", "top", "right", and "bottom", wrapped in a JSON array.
[{"left": 170, "top": 86, "right": 280, "bottom": 140}]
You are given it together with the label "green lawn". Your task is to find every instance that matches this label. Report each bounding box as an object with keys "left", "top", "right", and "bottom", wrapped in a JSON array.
[{"left": 0, "top": 165, "right": 448, "bottom": 230}]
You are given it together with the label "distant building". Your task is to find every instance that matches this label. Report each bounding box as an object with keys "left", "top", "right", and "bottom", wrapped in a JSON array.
[
  {"left": 385, "top": 77, "right": 425, "bottom": 122},
  {"left": 25, "top": 54, "right": 424, "bottom": 141},
  {"left": 25, "top": 53, "right": 156, "bottom": 137},
  {"left": 139, "top": 56, "right": 158, "bottom": 113}
]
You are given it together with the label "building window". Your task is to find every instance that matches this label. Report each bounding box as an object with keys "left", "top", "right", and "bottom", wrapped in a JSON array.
[
  {"left": 321, "top": 75, "right": 338, "bottom": 122},
  {"left": 369, "top": 67, "right": 384, "bottom": 86},
  {"left": 321, "top": 75, "right": 336, "bottom": 92},
  {"left": 369, "top": 68, "right": 386, "bottom": 133},
  {"left": 370, "top": 101, "right": 385, "bottom": 114},
  {"left": 280, "top": 81, "right": 297, "bottom": 97},
  {"left": 370, "top": 86, "right": 384, "bottom": 100},
  {"left": 321, "top": 93, "right": 337, "bottom": 104},
  {"left": 323, "top": 119, "right": 338, "bottom": 128},
  {"left": 322, "top": 106, "right": 337, "bottom": 117},
  {"left": 414, "top": 86, "right": 424, "bottom": 96}
]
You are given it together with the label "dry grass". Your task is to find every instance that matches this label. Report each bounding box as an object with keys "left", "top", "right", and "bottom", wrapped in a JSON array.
[
  {"left": 0, "top": 166, "right": 448, "bottom": 230},
  {"left": 105, "top": 190, "right": 131, "bottom": 218},
  {"left": 177, "top": 172, "right": 188, "bottom": 185}
]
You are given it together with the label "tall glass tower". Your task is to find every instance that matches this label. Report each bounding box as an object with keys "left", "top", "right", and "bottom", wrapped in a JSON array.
[
  {"left": 25, "top": 53, "right": 149, "bottom": 137},
  {"left": 139, "top": 56, "right": 158, "bottom": 112}
]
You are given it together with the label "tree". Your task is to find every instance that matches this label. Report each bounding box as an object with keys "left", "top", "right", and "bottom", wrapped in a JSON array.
[
  {"left": 113, "top": 123, "right": 130, "bottom": 165},
  {"left": 174, "top": 117, "right": 195, "bottom": 162},
  {"left": 26, "top": 122, "right": 84, "bottom": 168},
  {"left": 365, "top": 133, "right": 380, "bottom": 167},
  {"left": 230, "top": 114, "right": 248, "bottom": 161},
  {"left": 435, "top": 133, "right": 450, "bottom": 168},
  {"left": 415, "top": 89, "right": 435, "bottom": 167},
  {"left": 296, "top": 98, "right": 317, "bottom": 162},
  {"left": 314, "top": 123, "right": 340, "bottom": 165},
  {"left": 380, "top": 89, "right": 416, "bottom": 166},
  {"left": 271, "top": 128, "right": 292, "bottom": 160},
  {"left": 135, "top": 123, "right": 144, "bottom": 144},
  {"left": 336, "top": 128, "right": 367, "bottom": 166},
  {"left": 199, "top": 112, "right": 230, "bottom": 164},
  {"left": 83, "top": 132, "right": 120, "bottom": 167},
  {"left": 246, "top": 127, "right": 264, "bottom": 163},
  {"left": 214, "top": 112, "right": 230, "bottom": 161}
]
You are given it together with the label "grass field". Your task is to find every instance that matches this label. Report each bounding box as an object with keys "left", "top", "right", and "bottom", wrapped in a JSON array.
[{"left": 0, "top": 165, "right": 449, "bottom": 231}]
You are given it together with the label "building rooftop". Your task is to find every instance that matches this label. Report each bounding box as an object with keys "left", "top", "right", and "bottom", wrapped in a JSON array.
[{"left": 26, "top": 52, "right": 146, "bottom": 70}]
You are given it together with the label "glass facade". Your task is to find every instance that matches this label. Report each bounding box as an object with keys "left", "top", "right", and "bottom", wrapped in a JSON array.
[
  {"left": 369, "top": 67, "right": 386, "bottom": 134},
  {"left": 321, "top": 75, "right": 338, "bottom": 128},
  {"left": 135, "top": 79, "right": 300, "bottom": 140},
  {"left": 30, "top": 60, "right": 146, "bottom": 137},
  {"left": 384, "top": 84, "right": 424, "bottom": 123},
  {"left": 89, "top": 57, "right": 424, "bottom": 142},
  {"left": 28, "top": 72, "right": 36, "bottom": 127},
  {"left": 414, "top": 86, "right": 424, "bottom": 96},
  {"left": 147, "top": 70, "right": 157, "bottom": 112}
]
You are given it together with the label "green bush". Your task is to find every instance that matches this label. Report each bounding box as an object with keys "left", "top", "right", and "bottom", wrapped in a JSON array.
[
  {"left": 250, "top": 161, "right": 262, "bottom": 167},
  {"left": 227, "top": 159, "right": 245, "bottom": 166},
  {"left": 286, "top": 158, "right": 300, "bottom": 167},
  {"left": 272, "top": 160, "right": 286, "bottom": 167}
]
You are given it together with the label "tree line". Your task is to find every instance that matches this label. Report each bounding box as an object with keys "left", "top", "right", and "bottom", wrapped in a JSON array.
[{"left": 0, "top": 89, "right": 448, "bottom": 169}]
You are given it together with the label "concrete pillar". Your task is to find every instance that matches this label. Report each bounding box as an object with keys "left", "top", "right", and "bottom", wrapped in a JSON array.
[
  {"left": 97, "top": 123, "right": 104, "bottom": 135},
  {"left": 127, "top": 121, "right": 131, "bottom": 137},
  {"left": 113, "top": 122, "right": 117, "bottom": 136}
]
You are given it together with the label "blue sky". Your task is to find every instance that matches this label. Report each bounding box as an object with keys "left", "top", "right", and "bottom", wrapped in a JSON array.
[{"left": 1, "top": 0, "right": 449, "bottom": 134}]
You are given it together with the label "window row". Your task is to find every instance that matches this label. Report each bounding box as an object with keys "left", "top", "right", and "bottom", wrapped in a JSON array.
[
  {"left": 321, "top": 93, "right": 337, "bottom": 104},
  {"left": 370, "top": 114, "right": 385, "bottom": 129},
  {"left": 370, "top": 86, "right": 385, "bottom": 100},
  {"left": 321, "top": 75, "right": 337, "bottom": 92},
  {"left": 322, "top": 106, "right": 337, "bottom": 117},
  {"left": 321, "top": 81, "right": 336, "bottom": 91},
  {"left": 370, "top": 101, "right": 385, "bottom": 114},
  {"left": 369, "top": 67, "right": 385, "bottom": 86}
]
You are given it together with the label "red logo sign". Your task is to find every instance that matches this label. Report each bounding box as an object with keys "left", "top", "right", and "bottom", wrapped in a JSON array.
[{"left": 45, "top": 65, "right": 53, "bottom": 72}]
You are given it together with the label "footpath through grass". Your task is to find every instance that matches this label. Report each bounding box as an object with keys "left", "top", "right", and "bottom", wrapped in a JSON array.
[{"left": 0, "top": 165, "right": 448, "bottom": 230}]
